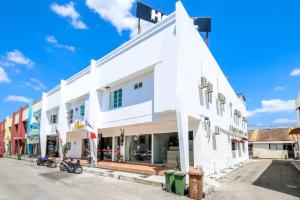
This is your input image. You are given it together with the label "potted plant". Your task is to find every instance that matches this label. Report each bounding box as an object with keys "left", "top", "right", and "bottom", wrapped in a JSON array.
[{"left": 62, "top": 144, "right": 70, "bottom": 159}]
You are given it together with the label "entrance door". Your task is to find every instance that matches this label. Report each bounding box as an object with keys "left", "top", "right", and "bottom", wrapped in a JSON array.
[{"left": 97, "top": 135, "right": 112, "bottom": 161}]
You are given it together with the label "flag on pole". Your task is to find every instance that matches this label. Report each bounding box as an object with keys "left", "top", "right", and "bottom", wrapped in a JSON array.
[{"left": 86, "top": 121, "right": 96, "bottom": 139}]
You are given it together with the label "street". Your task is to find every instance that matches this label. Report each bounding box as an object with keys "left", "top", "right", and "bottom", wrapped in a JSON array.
[
  {"left": 206, "top": 159, "right": 300, "bottom": 200},
  {"left": 1, "top": 159, "right": 299, "bottom": 200},
  {"left": 0, "top": 158, "right": 186, "bottom": 200}
]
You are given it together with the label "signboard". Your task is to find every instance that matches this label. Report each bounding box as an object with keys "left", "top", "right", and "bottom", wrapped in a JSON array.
[
  {"left": 136, "top": 1, "right": 211, "bottom": 32},
  {"left": 193, "top": 17, "right": 211, "bottom": 32},
  {"left": 136, "top": 1, "right": 167, "bottom": 24}
]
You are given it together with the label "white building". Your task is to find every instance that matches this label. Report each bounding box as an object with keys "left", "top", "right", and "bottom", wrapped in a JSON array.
[{"left": 39, "top": 2, "right": 248, "bottom": 174}]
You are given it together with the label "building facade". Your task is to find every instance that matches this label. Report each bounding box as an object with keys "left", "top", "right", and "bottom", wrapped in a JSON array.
[
  {"left": 26, "top": 99, "right": 42, "bottom": 156},
  {"left": 11, "top": 108, "right": 27, "bottom": 156},
  {"left": 38, "top": 2, "right": 248, "bottom": 174},
  {"left": 0, "top": 120, "right": 5, "bottom": 155},
  {"left": 0, "top": 2, "right": 249, "bottom": 175},
  {"left": 249, "top": 128, "right": 297, "bottom": 159},
  {"left": 4, "top": 116, "right": 12, "bottom": 155}
]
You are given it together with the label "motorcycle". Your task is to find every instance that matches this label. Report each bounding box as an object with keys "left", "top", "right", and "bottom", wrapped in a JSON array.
[
  {"left": 36, "top": 156, "right": 49, "bottom": 166},
  {"left": 59, "top": 158, "right": 82, "bottom": 174},
  {"left": 46, "top": 158, "right": 57, "bottom": 168}
]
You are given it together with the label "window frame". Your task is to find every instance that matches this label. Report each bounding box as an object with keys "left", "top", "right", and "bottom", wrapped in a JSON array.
[{"left": 109, "top": 88, "right": 123, "bottom": 109}]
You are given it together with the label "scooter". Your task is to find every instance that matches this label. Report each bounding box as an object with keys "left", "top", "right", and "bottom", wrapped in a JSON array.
[
  {"left": 59, "top": 158, "right": 82, "bottom": 174},
  {"left": 36, "top": 156, "right": 49, "bottom": 166}
]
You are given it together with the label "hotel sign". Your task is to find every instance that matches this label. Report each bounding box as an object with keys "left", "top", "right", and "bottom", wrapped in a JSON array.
[{"left": 136, "top": 1, "right": 211, "bottom": 32}]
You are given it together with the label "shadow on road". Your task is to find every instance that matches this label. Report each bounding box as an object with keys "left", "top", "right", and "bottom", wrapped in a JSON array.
[
  {"left": 39, "top": 172, "right": 73, "bottom": 181},
  {"left": 253, "top": 160, "right": 300, "bottom": 198}
]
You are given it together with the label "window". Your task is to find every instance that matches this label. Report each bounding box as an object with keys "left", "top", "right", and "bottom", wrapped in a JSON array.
[
  {"left": 109, "top": 89, "right": 122, "bottom": 109},
  {"left": 67, "top": 110, "right": 73, "bottom": 124},
  {"left": 231, "top": 141, "right": 236, "bottom": 150},
  {"left": 50, "top": 115, "right": 57, "bottom": 124},
  {"left": 134, "top": 82, "right": 143, "bottom": 90},
  {"left": 269, "top": 144, "right": 277, "bottom": 150},
  {"left": 80, "top": 105, "right": 85, "bottom": 116}
]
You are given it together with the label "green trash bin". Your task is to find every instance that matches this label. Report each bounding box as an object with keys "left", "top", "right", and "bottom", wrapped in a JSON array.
[
  {"left": 174, "top": 171, "right": 186, "bottom": 196},
  {"left": 17, "top": 155, "right": 21, "bottom": 160},
  {"left": 164, "top": 170, "right": 176, "bottom": 193}
]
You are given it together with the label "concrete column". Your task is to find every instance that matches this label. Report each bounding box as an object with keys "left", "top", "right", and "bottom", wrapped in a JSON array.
[
  {"left": 40, "top": 92, "right": 48, "bottom": 157},
  {"left": 176, "top": 111, "right": 190, "bottom": 173},
  {"left": 58, "top": 80, "right": 68, "bottom": 159},
  {"left": 112, "top": 136, "right": 115, "bottom": 161},
  {"left": 151, "top": 133, "right": 154, "bottom": 164},
  {"left": 87, "top": 59, "right": 101, "bottom": 164}
]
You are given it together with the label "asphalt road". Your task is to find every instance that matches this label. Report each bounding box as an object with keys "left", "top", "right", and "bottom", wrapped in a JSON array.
[
  {"left": 0, "top": 158, "right": 186, "bottom": 200},
  {"left": 206, "top": 159, "right": 300, "bottom": 200}
]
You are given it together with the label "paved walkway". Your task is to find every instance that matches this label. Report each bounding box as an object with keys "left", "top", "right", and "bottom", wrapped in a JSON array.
[
  {"left": 0, "top": 158, "right": 187, "bottom": 200},
  {"left": 206, "top": 159, "right": 300, "bottom": 200}
]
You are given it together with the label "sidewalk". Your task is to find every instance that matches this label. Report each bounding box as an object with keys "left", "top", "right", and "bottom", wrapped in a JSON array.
[{"left": 290, "top": 160, "right": 300, "bottom": 172}]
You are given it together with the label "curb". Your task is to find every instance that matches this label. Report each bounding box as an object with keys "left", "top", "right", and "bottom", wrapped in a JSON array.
[{"left": 83, "top": 167, "right": 163, "bottom": 187}]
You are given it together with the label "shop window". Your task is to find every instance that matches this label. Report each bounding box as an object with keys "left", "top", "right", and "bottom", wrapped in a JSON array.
[
  {"left": 109, "top": 89, "right": 122, "bottom": 109},
  {"left": 134, "top": 82, "right": 143, "bottom": 90}
]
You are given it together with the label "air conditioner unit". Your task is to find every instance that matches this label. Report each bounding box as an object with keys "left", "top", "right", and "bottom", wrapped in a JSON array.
[
  {"left": 206, "top": 82, "right": 213, "bottom": 93},
  {"left": 218, "top": 93, "right": 226, "bottom": 103},
  {"left": 200, "top": 77, "right": 208, "bottom": 89},
  {"left": 214, "top": 126, "right": 220, "bottom": 135}
]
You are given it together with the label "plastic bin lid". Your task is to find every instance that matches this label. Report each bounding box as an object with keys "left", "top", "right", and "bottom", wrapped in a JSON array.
[
  {"left": 173, "top": 171, "right": 186, "bottom": 176},
  {"left": 164, "top": 170, "right": 176, "bottom": 174}
]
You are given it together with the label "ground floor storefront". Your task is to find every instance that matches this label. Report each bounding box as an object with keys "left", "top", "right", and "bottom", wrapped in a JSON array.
[{"left": 98, "top": 119, "right": 248, "bottom": 175}]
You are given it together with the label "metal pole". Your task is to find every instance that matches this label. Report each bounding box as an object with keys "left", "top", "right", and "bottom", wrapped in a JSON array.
[{"left": 138, "top": 18, "right": 141, "bottom": 34}]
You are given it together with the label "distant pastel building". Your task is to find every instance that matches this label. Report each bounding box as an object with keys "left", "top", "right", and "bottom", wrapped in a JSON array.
[{"left": 248, "top": 128, "right": 297, "bottom": 159}]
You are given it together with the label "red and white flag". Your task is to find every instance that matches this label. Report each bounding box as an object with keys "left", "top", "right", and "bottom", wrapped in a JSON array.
[{"left": 86, "top": 121, "right": 97, "bottom": 139}]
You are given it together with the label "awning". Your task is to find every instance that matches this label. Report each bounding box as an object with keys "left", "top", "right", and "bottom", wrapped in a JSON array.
[{"left": 289, "top": 127, "right": 300, "bottom": 135}]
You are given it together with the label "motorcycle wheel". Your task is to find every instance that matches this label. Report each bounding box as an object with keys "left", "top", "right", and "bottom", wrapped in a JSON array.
[
  {"left": 74, "top": 166, "right": 82, "bottom": 174},
  {"left": 59, "top": 163, "right": 67, "bottom": 171},
  {"left": 49, "top": 162, "right": 57, "bottom": 168}
]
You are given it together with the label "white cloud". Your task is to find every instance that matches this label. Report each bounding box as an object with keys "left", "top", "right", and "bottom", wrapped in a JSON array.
[
  {"left": 272, "top": 118, "right": 296, "bottom": 125},
  {"left": 51, "top": 2, "right": 88, "bottom": 29},
  {"left": 86, "top": 0, "right": 136, "bottom": 33},
  {"left": 290, "top": 68, "right": 300, "bottom": 76},
  {"left": 6, "top": 50, "right": 34, "bottom": 68},
  {"left": 4, "top": 95, "right": 31, "bottom": 103},
  {"left": 0, "top": 67, "right": 11, "bottom": 83},
  {"left": 46, "top": 35, "right": 76, "bottom": 52},
  {"left": 274, "top": 86, "right": 285, "bottom": 91},
  {"left": 21, "top": 78, "right": 47, "bottom": 91},
  {"left": 247, "top": 99, "right": 295, "bottom": 117}
]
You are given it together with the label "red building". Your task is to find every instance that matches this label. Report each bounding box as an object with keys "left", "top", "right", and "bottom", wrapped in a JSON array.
[
  {"left": 11, "top": 108, "right": 26, "bottom": 156},
  {"left": 0, "top": 120, "right": 5, "bottom": 156}
]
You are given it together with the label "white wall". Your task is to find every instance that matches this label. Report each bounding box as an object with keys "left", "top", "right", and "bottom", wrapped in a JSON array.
[{"left": 176, "top": 2, "right": 248, "bottom": 174}]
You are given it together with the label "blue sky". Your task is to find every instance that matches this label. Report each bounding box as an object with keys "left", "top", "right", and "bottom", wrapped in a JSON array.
[{"left": 0, "top": 0, "right": 300, "bottom": 129}]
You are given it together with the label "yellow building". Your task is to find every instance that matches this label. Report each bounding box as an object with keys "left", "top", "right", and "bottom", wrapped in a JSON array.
[{"left": 4, "top": 116, "right": 12, "bottom": 155}]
